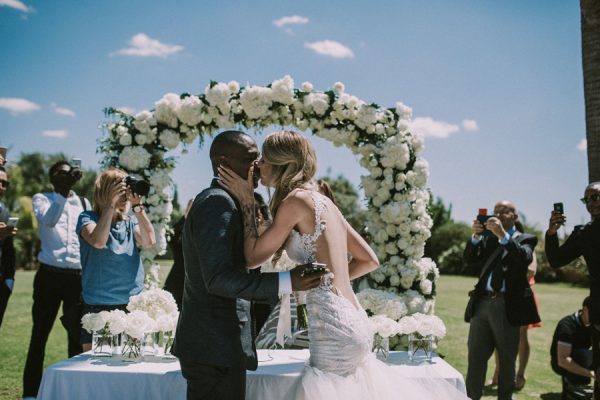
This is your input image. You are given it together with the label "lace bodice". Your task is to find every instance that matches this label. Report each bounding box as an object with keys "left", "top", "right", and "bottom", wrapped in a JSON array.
[{"left": 285, "top": 191, "right": 327, "bottom": 265}]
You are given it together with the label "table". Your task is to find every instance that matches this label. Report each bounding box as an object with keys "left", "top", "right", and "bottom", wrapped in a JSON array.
[{"left": 37, "top": 350, "right": 466, "bottom": 399}]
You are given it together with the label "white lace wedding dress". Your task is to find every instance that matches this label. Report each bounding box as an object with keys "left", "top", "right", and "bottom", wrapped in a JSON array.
[{"left": 285, "top": 191, "right": 468, "bottom": 400}]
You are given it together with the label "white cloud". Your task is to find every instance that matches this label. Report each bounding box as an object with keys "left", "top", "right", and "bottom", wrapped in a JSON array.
[
  {"left": 42, "top": 130, "right": 68, "bottom": 139},
  {"left": 50, "top": 103, "right": 76, "bottom": 118},
  {"left": 461, "top": 118, "right": 479, "bottom": 131},
  {"left": 304, "top": 40, "right": 354, "bottom": 59},
  {"left": 0, "top": 97, "right": 40, "bottom": 114},
  {"left": 273, "top": 15, "right": 309, "bottom": 28},
  {"left": 408, "top": 117, "right": 460, "bottom": 139},
  {"left": 111, "top": 33, "right": 184, "bottom": 58},
  {"left": 577, "top": 138, "right": 587, "bottom": 152},
  {"left": 0, "top": 0, "right": 32, "bottom": 13}
]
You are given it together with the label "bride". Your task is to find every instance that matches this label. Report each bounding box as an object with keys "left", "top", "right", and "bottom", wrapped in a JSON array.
[{"left": 218, "top": 130, "right": 467, "bottom": 399}]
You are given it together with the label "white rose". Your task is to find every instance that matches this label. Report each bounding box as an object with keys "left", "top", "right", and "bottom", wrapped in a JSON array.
[
  {"left": 177, "top": 95, "right": 204, "bottom": 126},
  {"left": 119, "top": 133, "right": 132, "bottom": 146},
  {"left": 301, "top": 81, "right": 313, "bottom": 92}
]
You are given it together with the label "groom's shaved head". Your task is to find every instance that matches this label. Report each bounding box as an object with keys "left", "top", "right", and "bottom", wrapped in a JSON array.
[{"left": 210, "top": 130, "right": 259, "bottom": 179}]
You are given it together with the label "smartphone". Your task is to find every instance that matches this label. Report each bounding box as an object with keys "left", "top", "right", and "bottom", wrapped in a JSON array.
[
  {"left": 303, "top": 262, "right": 327, "bottom": 275},
  {"left": 476, "top": 208, "right": 492, "bottom": 225},
  {"left": 553, "top": 202, "right": 564, "bottom": 214},
  {"left": 7, "top": 217, "right": 18, "bottom": 228},
  {"left": 71, "top": 158, "right": 82, "bottom": 168}
]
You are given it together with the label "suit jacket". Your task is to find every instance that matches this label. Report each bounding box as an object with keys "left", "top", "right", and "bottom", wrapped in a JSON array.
[
  {"left": 172, "top": 182, "right": 279, "bottom": 371},
  {"left": 546, "top": 220, "right": 600, "bottom": 324},
  {"left": 464, "top": 232, "right": 541, "bottom": 327},
  {"left": 0, "top": 201, "right": 15, "bottom": 282}
]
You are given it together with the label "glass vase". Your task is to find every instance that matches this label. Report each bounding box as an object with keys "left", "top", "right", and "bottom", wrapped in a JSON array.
[
  {"left": 161, "top": 330, "right": 176, "bottom": 359},
  {"left": 121, "top": 334, "right": 142, "bottom": 362},
  {"left": 111, "top": 333, "right": 122, "bottom": 356},
  {"left": 408, "top": 333, "right": 434, "bottom": 362},
  {"left": 142, "top": 332, "right": 159, "bottom": 358},
  {"left": 92, "top": 329, "right": 113, "bottom": 357},
  {"left": 372, "top": 333, "right": 390, "bottom": 361}
]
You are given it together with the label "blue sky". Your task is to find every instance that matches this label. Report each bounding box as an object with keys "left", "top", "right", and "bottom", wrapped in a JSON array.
[{"left": 0, "top": 0, "right": 589, "bottom": 232}]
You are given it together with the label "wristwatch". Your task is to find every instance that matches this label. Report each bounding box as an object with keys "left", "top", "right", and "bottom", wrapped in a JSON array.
[{"left": 132, "top": 204, "right": 144, "bottom": 213}]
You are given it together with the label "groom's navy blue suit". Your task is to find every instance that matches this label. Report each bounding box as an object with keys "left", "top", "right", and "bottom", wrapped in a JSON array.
[{"left": 173, "top": 181, "right": 279, "bottom": 400}]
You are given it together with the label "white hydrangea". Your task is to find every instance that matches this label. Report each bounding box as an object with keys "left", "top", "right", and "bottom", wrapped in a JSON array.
[
  {"left": 271, "top": 75, "right": 295, "bottom": 105},
  {"left": 177, "top": 95, "right": 204, "bottom": 126},
  {"left": 133, "top": 111, "right": 156, "bottom": 133},
  {"left": 119, "top": 146, "right": 151, "bottom": 171},
  {"left": 159, "top": 129, "right": 180, "bottom": 150},
  {"left": 303, "top": 93, "right": 330, "bottom": 116},
  {"left": 239, "top": 85, "right": 273, "bottom": 120},
  {"left": 154, "top": 93, "right": 180, "bottom": 128}
]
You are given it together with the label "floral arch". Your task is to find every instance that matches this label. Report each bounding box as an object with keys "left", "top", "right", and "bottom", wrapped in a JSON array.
[{"left": 100, "top": 75, "right": 438, "bottom": 321}]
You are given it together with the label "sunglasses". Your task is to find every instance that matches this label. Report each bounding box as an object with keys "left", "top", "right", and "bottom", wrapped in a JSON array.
[
  {"left": 0, "top": 179, "right": 9, "bottom": 188},
  {"left": 580, "top": 194, "right": 600, "bottom": 204}
]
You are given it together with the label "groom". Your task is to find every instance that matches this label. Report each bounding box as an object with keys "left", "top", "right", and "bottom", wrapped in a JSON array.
[{"left": 172, "top": 130, "right": 325, "bottom": 400}]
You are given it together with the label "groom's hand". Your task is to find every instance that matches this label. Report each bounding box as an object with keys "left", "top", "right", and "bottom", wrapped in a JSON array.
[{"left": 290, "top": 263, "right": 328, "bottom": 291}]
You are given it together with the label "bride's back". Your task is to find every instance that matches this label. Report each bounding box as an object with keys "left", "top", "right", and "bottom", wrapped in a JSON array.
[{"left": 286, "top": 189, "right": 358, "bottom": 307}]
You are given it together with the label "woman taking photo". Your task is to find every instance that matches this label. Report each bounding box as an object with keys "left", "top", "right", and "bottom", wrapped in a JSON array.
[{"left": 77, "top": 168, "right": 155, "bottom": 350}]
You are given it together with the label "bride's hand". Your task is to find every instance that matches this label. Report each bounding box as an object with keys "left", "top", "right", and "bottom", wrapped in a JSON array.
[{"left": 217, "top": 165, "right": 254, "bottom": 203}]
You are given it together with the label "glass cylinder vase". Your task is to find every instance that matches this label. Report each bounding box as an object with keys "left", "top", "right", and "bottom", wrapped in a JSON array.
[
  {"left": 111, "top": 333, "right": 122, "bottom": 356},
  {"left": 92, "top": 329, "right": 113, "bottom": 357},
  {"left": 372, "top": 333, "right": 390, "bottom": 361},
  {"left": 142, "top": 332, "right": 159, "bottom": 358},
  {"left": 408, "top": 333, "right": 434, "bottom": 362},
  {"left": 121, "top": 334, "right": 142, "bottom": 362},
  {"left": 161, "top": 330, "right": 176, "bottom": 359}
]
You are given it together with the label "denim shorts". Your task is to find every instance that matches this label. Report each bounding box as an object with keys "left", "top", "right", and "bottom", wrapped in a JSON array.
[{"left": 80, "top": 303, "right": 128, "bottom": 345}]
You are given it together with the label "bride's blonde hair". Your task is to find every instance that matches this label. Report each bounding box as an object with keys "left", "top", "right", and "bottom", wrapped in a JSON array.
[{"left": 263, "top": 130, "right": 317, "bottom": 217}]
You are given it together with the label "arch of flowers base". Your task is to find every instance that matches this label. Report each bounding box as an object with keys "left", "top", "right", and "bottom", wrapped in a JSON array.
[{"left": 100, "top": 75, "right": 438, "bottom": 322}]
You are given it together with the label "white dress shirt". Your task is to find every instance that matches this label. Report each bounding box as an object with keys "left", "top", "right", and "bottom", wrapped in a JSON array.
[{"left": 32, "top": 191, "right": 90, "bottom": 270}]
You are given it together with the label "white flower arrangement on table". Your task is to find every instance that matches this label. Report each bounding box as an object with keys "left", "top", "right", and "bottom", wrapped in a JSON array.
[
  {"left": 358, "top": 288, "right": 446, "bottom": 351},
  {"left": 81, "top": 289, "right": 180, "bottom": 358},
  {"left": 100, "top": 76, "right": 438, "bottom": 323}
]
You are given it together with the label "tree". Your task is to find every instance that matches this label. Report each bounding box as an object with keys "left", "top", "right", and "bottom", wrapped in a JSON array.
[{"left": 581, "top": 0, "right": 600, "bottom": 182}]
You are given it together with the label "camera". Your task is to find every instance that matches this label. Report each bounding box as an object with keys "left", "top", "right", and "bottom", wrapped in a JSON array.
[
  {"left": 124, "top": 176, "right": 150, "bottom": 196},
  {"left": 553, "top": 202, "right": 564, "bottom": 214}
]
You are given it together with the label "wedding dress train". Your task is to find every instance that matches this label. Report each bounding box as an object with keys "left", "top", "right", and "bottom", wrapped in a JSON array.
[{"left": 285, "top": 191, "right": 468, "bottom": 400}]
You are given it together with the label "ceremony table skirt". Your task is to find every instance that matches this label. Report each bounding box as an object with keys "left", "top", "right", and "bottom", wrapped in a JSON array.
[{"left": 37, "top": 350, "right": 466, "bottom": 400}]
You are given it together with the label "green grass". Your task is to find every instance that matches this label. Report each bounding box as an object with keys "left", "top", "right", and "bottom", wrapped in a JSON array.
[{"left": 0, "top": 268, "right": 588, "bottom": 399}]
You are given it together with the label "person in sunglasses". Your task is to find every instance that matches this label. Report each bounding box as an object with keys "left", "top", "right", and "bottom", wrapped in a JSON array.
[{"left": 546, "top": 181, "right": 600, "bottom": 397}]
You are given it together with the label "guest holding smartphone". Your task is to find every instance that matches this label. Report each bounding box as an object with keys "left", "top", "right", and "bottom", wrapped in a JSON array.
[
  {"left": 77, "top": 168, "right": 155, "bottom": 351},
  {"left": 0, "top": 165, "right": 17, "bottom": 330},
  {"left": 546, "top": 181, "right": 600, "bottom": 397}
]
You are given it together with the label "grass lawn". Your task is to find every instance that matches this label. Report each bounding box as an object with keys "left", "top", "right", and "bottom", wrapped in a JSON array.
[{"left": 0, "top": 267, "right": 589, "bottom": 399}]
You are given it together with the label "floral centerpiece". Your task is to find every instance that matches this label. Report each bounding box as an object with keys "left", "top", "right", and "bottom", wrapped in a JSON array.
[
  {"left": 81, "top": 309, "right": 128, "bottom": 356},
  {"left": 398, "top": 313, "right": 446, "bottom": 361},
  {"left": 122, "top": 310, "right": 156, "bottom": 360},
  {"left": 369, "top": 315, "right": 401, "bottom": 360}
]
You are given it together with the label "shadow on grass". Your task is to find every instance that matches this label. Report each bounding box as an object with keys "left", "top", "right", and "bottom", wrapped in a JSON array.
[{"left": 540, "top": 393, "right": 561, "bottom": 400}]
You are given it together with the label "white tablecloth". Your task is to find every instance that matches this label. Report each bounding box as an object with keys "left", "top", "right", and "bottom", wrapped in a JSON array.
[{"left": 37, "top": 350, "right": 466, "bottom": 400}]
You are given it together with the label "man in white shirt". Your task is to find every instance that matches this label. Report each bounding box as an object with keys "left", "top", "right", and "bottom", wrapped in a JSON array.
[{"left": 22, "top": 160, "right": 90, "bottom": 400}]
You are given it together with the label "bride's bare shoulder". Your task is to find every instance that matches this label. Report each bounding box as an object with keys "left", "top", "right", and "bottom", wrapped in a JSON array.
[{"left": 280, "top": 189, "right": 314, "bottom": 209}]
